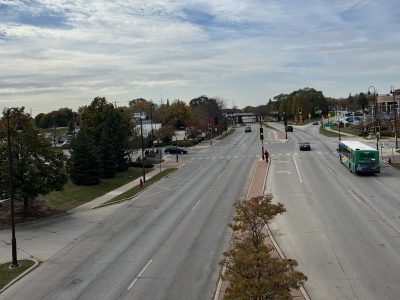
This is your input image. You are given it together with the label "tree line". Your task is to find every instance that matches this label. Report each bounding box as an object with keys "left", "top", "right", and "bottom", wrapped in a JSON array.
[{"left": 0, "top": 95, "right": 227, "bottom": 214}]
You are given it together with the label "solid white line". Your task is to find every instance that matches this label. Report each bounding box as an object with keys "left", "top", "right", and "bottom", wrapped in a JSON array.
[
  {"left": 349, "top": 190, "right": 362, "bottom": 203},
  {"left": 372, "top": 178, "right": 383, "bottom": 185},
  {"left": 127, "top": 259, "right": 153, "bottom": 290},
  {"left": 292, "top": 156, "right": 303, "bottom": 184},
  {"left": 192, "top": 199, "right": 201, "bottom": 210}
]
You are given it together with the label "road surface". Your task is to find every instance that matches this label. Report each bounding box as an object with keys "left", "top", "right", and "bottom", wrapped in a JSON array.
[
  {"left": 266, "top": 123, "right": 400, "bottom": 299},
  {"left": 2, "top": 124, "right": 264, "bottom": 300}
]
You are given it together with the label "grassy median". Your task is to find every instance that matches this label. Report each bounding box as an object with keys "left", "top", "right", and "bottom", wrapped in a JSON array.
[
  {"left": 106, "top": 168, "right": 177, "bottom": 204},
  {"left": 0, "top": 260, "right": 35, "bottom": 290}
]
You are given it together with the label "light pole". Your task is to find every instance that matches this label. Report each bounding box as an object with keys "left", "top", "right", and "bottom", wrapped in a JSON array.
[
  {"left": 368, "top": 86, "right": 379, "bottom": 150},
  {"left": 175, "top": 135, "right": 179, "bottom": 162},
  {"left": 390, "top": 85, "right": 398, "bottom": 149},
  {"left": 149, "top": 102, "right": 154, "bottom": 147},
  {"left": 3, "top": 107, "right": 24, "bottom": 268},
  {"left": 139, "top": 113, "right": 146, "bottom": 183}
]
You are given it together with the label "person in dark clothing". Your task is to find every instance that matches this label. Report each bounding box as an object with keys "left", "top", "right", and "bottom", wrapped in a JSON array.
[{"left": 264, "top": 150, "right": 269, "bottom": 162}]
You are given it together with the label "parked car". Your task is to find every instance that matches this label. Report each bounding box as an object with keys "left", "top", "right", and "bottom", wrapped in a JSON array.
[
  {"left": 299, "top": 142, "right": 311, "bottom": 151},
  {"left": 312, "top": 121, "right": 319, "bottom": 125},
  {"left": 245, "top": 126, "right": 251, "bottom": 132},
  {"left": 164, "top": 146, "right": 188, "bottom": 154},
  {"left": 285, "top": 125, "right": 293, "bottom": 132}
]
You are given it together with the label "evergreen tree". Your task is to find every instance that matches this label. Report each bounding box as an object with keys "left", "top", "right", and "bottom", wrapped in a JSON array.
[
  {"left": 99, "top": 124, "right": 116, "bottom": 178},
  {"left": 69, "top": 131, "right": 102, "bottom": 185}
]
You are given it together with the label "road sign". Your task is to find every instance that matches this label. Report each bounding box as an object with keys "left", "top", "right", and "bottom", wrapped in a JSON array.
[
  {"left": 389, "top": 141, "right": 396, "bottom": 148},
  {"left": 308, "top": 113, "right": 311, "bottom": 119}
]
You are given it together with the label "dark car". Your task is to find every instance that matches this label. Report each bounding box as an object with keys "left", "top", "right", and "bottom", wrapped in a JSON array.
[
  {"left": 312, "top": 121, "right": 319, "bottom": 125},
  {"left": 164, "top": 146, "right": 188, "bottom": 154},
  {"left": 299, "top": 142, "right": 311, "bottom": 151},
  {"left": 245, "top": 126, "right": 251, "bottom": 132},
  {"left": 285, "top": 125, "right": 293, "bottom": 132}
]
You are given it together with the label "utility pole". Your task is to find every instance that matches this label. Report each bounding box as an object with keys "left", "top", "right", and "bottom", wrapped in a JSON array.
[
  {"left": 368, "top": 86, "right": 379, "bottom": 150},
  {"left": 139, "top": 113, "right": 146, "bottom": 183},
  {"left": 391, "top": 85, "right": 398, "bottom": 149}
]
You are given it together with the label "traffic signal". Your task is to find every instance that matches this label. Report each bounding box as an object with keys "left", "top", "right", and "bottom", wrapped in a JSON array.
[
  {"left": 208, "top": 123, "right": 212, "bottom": 133},
  {"left": 284, "top": 119, "right": 288, "bottom": 126},
  {"left": 259, "top": 127, "right": 264, "bottom": 140},
  {"left": 298, "top": 108, "right": 302, "bottom": 114}
]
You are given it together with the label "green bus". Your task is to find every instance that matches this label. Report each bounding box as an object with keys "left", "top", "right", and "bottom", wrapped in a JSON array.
[{"left": 338, "top": 141, "right": 380, "bottom": 174}]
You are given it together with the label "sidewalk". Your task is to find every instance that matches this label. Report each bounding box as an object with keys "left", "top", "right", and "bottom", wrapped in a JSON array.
[
  {"left": 0, "top": 159, "right": 184, "bottom": 266},
  {"left": 69, "top": 160, "right": 183, "bottom": 213}
]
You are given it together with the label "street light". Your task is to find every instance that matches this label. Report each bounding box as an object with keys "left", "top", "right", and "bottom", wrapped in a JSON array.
[
  {"left": 136, "top": 112, "right": 146, "bottom": 183},
  {"left": 368, "top": 86, "right": 379, "bottom": 150},
  {"left": 149, "top": 102, "right": 154, "bottom": 147},
  {"left": 390, "top": 85, "right": 398, "bottom": 149},
  {"left": 3, "top": 107, "right": 24, "bottom": 268}
]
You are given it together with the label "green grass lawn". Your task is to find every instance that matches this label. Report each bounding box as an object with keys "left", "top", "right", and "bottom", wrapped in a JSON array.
[
  {"left": 0, "top": 260, "right": 35, "bottom": 290},
  {"left": 319, "top": 127, "right": 339, "bottom": 138},
  {"left": 106, "top": 168, "right": 177, "bottom": 204},
  {"left": 42, "top": 167, "right": 152, "bottom": 211}
]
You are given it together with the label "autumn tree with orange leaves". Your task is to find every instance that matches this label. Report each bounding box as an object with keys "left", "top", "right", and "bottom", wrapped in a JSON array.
[{"left": 221, "top": 195, "right": 307, "bottom": 300}]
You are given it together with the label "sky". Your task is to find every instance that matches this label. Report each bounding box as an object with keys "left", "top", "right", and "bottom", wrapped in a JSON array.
[{"left": 1, "top": 0, "right": 400, "bottom": 115}]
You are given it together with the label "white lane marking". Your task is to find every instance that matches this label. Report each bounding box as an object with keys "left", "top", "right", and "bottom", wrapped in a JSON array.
[
  {"left": 349, "top": 190, "right": 362, "bottom": 203},
  {"left": 128, "top": 259, "right": 153, "bottom": 290},
  {"left": 275, "top": 160, "right": 289, "bottom": 163},
  {"left": 192, "top": 199, "right": 201, "bottom": 210},
  {"left": 274, "top": 171, "right": 291, "bottom": 174},
  {"left": 372, "top": 178, "right": 382, "bottom": 185},
  {"left": 292, "top": 156, "right": 303, "bottom": 184}
]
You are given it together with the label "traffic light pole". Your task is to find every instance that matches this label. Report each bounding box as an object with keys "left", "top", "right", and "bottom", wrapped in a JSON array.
[{"left": 259, "top": 123, "right": 264, "bottom": 159}]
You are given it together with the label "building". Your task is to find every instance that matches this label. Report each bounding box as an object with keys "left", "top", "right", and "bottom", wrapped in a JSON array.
[{"left": 376, "top": 95, "right": 400, "bottom": 115}]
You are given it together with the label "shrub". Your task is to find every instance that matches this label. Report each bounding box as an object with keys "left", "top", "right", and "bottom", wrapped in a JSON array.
[{"left": 130, "top": 159, "right": 154, "bottom": 168}]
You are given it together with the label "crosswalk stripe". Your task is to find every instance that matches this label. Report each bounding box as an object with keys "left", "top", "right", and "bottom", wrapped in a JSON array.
[{"left": 186, "top": 151, "right": 337, "bottom": 161}]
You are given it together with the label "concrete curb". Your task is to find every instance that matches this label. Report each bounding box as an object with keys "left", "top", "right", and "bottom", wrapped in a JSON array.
[
  {"left": 265, "top": 159, "right": 311, "bottom": 300},
  {"left": 94, "top": 167, "right": 180, "bottom": 209},
  {"left": 0, "top": 259, "right": 40, "bottom": 294}
]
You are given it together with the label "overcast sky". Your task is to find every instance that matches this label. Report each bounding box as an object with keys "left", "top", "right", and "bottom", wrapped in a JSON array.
[{"left": 1, "top": 0, "right": 400, "bottom": 115}]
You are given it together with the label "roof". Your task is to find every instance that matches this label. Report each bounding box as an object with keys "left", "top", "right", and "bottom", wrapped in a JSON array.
[{"left": 339, "top": 140, "right": 377, "bottom": 151}]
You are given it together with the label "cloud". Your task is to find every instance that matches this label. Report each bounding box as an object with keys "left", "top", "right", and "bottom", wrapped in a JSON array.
[{"left": 0, "top": 0, "right": 400, "bottom": 113}]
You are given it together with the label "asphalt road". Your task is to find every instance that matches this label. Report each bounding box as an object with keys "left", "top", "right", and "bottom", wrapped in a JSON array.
[
  {"left": 2, "top": 125, "right": 263, "bottom": 300},
  {"left": 266, "top": 123, "right": 400, "bottom": 299}
]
